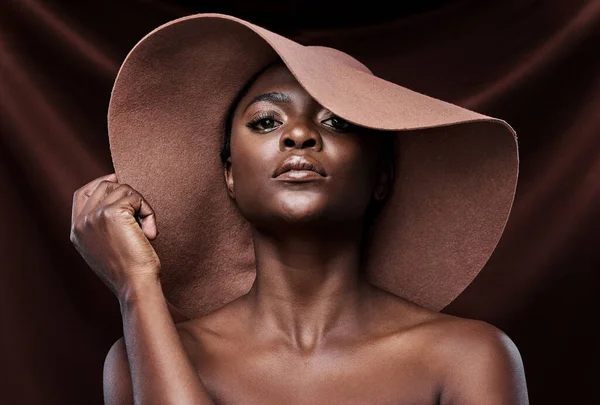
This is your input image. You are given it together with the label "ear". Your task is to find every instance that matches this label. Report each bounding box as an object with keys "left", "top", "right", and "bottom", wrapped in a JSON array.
[
  {"left": 224, "top": 157, "right": 235, "bottom": 199},
  {"left": 373, "top": 159, "right": 394, "bottom": 201}
]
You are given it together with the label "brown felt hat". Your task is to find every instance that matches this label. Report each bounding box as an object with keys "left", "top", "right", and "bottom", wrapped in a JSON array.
[{"left": 108, "top": 13, "right": 519, "bottom": 320}]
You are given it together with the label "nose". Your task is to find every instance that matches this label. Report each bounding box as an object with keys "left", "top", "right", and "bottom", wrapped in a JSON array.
[{"left": 279, "top": 121, "right": 323, "bottom": 151}]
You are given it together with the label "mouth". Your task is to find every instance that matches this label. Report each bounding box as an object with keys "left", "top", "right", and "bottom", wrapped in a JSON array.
[
  {"left": 274, "top": 169, "right": 325, "bottom": 182},
  {"left": 273, "top": 155, "right": 327, "bottom": 178}
]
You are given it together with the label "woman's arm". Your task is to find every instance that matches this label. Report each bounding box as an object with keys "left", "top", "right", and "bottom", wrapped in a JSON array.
[
  {"left": 70, "top": 173, "right": 214, "bottom": 405},
  {"left": 438, "top": 320, "right": 529, "bottom": 405},
  {"left": 103, "top": 273, "right": 214, "bottom": 405}
]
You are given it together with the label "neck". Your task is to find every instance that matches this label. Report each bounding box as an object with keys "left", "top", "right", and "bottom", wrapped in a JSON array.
[{"left": 244, "top": 220, "right": 373, "bottom": 354}]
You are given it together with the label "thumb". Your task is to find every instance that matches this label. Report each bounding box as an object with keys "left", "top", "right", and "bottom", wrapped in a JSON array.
[
  {"left": 138, "top": 201, "right": 158, "bottom": 241},
  {"left": 119, "top": 193, "right": 159, "bottom": 240}
]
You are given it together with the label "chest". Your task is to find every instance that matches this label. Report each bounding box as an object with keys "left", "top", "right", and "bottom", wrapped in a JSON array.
[{"left": 195, "top": 348, "right": 440, "bottom": 405}]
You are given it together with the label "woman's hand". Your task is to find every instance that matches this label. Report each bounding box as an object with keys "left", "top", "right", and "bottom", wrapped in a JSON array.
[{"left": 70, "top": 172, "right": 161, "bottom": 300}]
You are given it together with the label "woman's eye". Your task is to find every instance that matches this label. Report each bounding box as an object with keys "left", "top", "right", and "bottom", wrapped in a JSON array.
[
  {"left": 322, "top": 116, "right": 352, "bottom": 132},
  {"left": 247, "top": 117, "right": 282, "bottom": 132}
]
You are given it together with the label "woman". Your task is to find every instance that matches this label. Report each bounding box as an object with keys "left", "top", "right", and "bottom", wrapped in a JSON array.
[{"left": 70, "top": 13, "right": 528, "bottom": 405}]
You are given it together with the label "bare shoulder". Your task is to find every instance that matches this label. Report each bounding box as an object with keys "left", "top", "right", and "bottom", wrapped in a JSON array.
[
  {"left": 102, "top": 317, "right": 211, "bottom": 405},
  {"left": 411, "top": 314, "right": 529, "bottom": 405},
  {"left": 370, "top": 289, "right": 528, "bottom": 404},
  {"left": 415, "top": 314, "right": 524, "bottom": 368},
  {"left": 102, "top": 299, "right": 243, "bottom": 405},
  {"left": 370, "top": 288, "right": 525, "bottom": 366},
  {"left": 103, "top": 337, "right": 133, "bottom": 405}
]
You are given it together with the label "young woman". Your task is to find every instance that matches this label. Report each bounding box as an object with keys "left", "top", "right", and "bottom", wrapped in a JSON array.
[{"left": 70, "top": 13, "right": 528, "bottom": 405}]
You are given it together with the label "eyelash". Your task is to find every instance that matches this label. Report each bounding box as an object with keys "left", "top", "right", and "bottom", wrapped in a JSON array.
[
  {"left": 246, "top": 112, "right": 353, "bottom": 133},
  {"left": 246, "top": 111, "right": 280, "bottom": 131}
]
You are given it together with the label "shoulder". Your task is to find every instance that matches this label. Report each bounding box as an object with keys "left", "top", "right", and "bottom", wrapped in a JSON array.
[
  {"left": 103, "top": 337, "right": 132, "bottom": 405},
  {"left": 419, "top": 315, "right": 524, "bottom": 369},
  {"left": 104, "top": 322, "right": 199, "bottom": 371},
  {"left": 370, "top": 290, "right": 529, "bottom": 405},
  {"left": 414, "top": 316, "right": 529, "bottom": 405},
  {"left": 103, "top": 325, "right": 199, "bottom": 405},
  {"left": 374, "top": 291, "right": 527, "bottom": 381}
]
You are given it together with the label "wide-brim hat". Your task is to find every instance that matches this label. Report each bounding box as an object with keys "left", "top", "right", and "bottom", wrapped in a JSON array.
[{"left": 107, "top": 13, "right": 519, "bottom": 320}]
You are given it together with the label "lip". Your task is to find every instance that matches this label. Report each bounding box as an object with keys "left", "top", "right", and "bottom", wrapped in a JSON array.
[
  {"left": 273, "top": 155, "right": 327, "bottom": 178},
  {"left": 274, "top": 169, "right": 325, "bottom": 182}
]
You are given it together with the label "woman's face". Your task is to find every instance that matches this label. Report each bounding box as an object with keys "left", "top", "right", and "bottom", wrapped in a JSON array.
[{"left": 225, "top": 64, "right": 390, "bottom": 231}]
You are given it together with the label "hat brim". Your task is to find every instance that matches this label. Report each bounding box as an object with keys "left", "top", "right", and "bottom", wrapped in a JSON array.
[{"left": 108, "top": 13, "right": 519, "bottom": 318}]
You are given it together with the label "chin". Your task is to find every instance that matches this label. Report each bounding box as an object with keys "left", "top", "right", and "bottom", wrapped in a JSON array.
[
  {"left": 243, "top": 195, "right": 331, "bottom": 229},
  {"left": 237, "top": 191, "right": 354, "bottom": 230},
  {"left": 275, "top": 196, "right": 328, "bottom": 223}
]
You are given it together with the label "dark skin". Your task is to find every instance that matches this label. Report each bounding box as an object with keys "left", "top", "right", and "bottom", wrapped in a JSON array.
[{"left": 70, "top": 64, "right": 529, "bottom": 404}]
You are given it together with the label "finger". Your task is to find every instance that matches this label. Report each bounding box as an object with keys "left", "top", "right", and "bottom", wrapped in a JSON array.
[
  {"left": 71, "top": 173, "right": 118, "bottom": 224},
  {"left": 101, "top": 184, "right": 147, "bottom": 230},
  {"left": 108, "top": 192, "right": 159, "bottom": 240},
  {"left": 77, "top": 179, "right": 121, "bottom": 220},
  {"left": 102, "top": 183, "right": 135, "bottom": 206}
]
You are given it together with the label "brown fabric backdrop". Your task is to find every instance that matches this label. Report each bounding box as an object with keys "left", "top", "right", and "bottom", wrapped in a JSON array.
[{"left": 1, "top": 1, "right": 598, "bottom": 404}]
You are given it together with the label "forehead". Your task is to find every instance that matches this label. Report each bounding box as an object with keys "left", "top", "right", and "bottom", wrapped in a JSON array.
[{"left": 242, "top": 63, "right": 312, "bottom": 101}]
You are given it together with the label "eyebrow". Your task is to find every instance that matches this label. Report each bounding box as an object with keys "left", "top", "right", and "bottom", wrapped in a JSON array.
[{"left": 243, "top": 92, "right": 292, "bottom": 112}]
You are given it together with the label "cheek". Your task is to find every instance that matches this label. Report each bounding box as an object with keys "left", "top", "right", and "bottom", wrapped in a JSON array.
[
  {"left": 333, "top": 158, "right": 376, "bottom": 215},
  {"left": 329, "top": 142, "right": 378, "bottom": 198},
  {"left": 312, "top": 145, "right": 378, "bottom": 221},
  {"left": 229, "top": 135, "right": 278, "bottom": 207}
]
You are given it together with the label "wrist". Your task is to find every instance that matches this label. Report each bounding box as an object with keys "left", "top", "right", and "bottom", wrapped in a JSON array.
[{"left": 118, "top": 272, "right": 162, "bottom": 307}]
